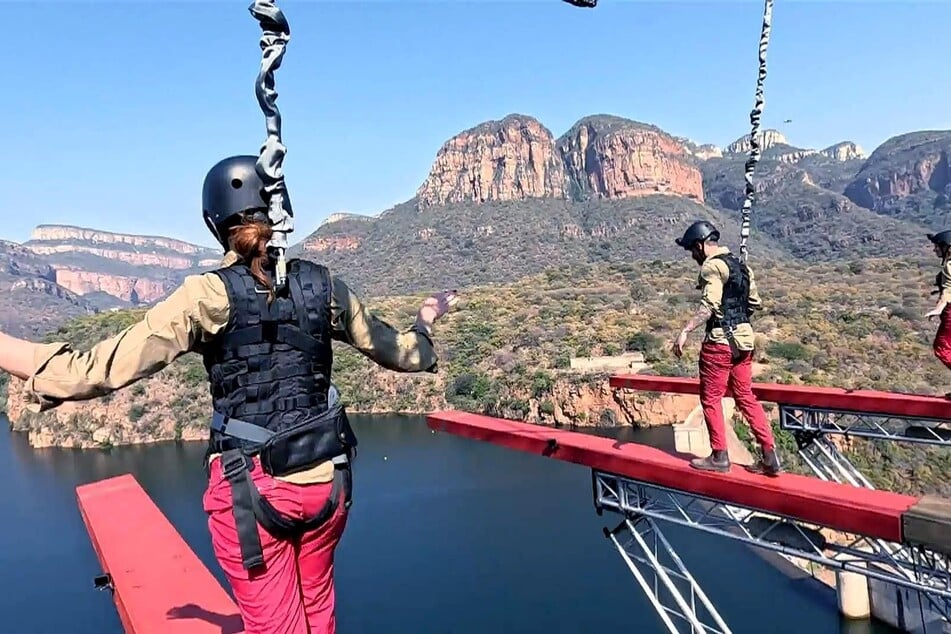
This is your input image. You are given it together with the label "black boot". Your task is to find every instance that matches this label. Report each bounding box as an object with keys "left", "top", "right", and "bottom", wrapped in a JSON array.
[
  {"left": 690, "top": 449, "right": 731, "bottom": 473},
  {"left": 745, "top": 447, "right": 782, "bottom": 477}
]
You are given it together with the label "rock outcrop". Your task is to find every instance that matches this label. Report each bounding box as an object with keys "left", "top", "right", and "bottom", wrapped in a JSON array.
[
  {"left": 726, "top": 129, "right": 788, "bottom": 154},
  {"left": 844, "top": 131, "right": 951, "bottom": 211},
  {"left": 822, "top": 141, "right": 866, "bottom": 162},
  {"left": 297, "top": 213, "right": 378, "bottom": 259},
  {"left": 676, "top": 137, "right": 723, "bottom": 161},
  {"left": 558, "top": 116, "right": 704, "bottom": 202},
  {"left": 416, "top": 114, "right": 568, "bottom": 207},
  {"left": 29, "top": 225, "right": 215, "bottom": 257},
  {"left": 26, "top": 243, "right": 210, "bottom": 270},
  {"left": 0, "top": 241, "right": 97, "bottom": 338},
  {"left": 20, "top": 224, "right": 220, "bottom": 306},
  {"left": 320, "top": 212, "right": 376, "bottom": 227},
  {"left": 299, "top": 236, "right": 362, "bottom": 254},
  {"left": 52, "top": 269, "right": 174, "bottom": 304}
]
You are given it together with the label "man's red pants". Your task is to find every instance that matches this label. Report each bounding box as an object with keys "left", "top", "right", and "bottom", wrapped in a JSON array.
[
  {"left": 934, "top": 307, "right": 951, "bottom": 370},
  {"left": 699, "top": 341, "right": 775, "bottom": 453},
  {"left": 203, "top": 456, "right": 348, "bottom": 634}
]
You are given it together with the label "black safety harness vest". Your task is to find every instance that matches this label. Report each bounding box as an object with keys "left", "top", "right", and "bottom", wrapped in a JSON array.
[
  {"left": 933, "top": 258, "right": 950, "bottom": 297},
  {"left": 705, "top": 252, "right": 753, "bottom": 336},
  {"left": 201, "top": 258, "right": 358, "bottom": 570}
]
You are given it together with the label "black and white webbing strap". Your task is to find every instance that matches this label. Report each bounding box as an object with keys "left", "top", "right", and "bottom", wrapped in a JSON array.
[{"left": 739, "top": 0, "right": 774, "bottom": 263}]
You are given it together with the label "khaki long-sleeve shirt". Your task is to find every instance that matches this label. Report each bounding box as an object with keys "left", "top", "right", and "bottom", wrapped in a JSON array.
[
  {"left": 698, "top": 246, "right": 762, "bottom": 351},
  {"left": 938, "top": 257, "right": 951, "bottom": 304},
  {"left": 22, "top": 252, "right": 439, "bottom": 484}
]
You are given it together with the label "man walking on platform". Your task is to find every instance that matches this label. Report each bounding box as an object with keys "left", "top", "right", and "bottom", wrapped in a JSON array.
[{"left": 671, "top": 220, "right": 781, "bottom": 476}]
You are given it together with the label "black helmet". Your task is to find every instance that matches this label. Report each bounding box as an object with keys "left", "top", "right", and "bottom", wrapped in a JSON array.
[
  {"left": 676, "top": 220, "right": 720, "bottom": 250},
  {"left": 202, "top": 155, "right": 292, "bottom": 249},
  {"left": 927, "top": 230, "right": 951, "bottom": 248}
]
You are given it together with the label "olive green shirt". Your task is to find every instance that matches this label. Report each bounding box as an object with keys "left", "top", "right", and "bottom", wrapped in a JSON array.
[
  {"left": 22, "top": 252, "right": 439, "bottom": 483},
  {"left": 698, "top": 246, "right": 762, "bottom": 351}
]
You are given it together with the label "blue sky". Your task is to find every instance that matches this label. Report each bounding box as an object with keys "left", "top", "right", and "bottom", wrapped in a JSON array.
[{"left": 5, "top": 1, "right": 950, "bottom": 248}]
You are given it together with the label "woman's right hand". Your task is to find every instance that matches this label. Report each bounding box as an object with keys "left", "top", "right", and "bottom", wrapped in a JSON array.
[{"left": 416, "top": 290, "right": 459, "bottom": 328}]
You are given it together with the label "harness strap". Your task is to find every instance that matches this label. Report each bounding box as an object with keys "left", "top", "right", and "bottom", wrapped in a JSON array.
[
  {"left": 249, "top": 465, "right": 352, "bottom": 540},
  {"left": 217, "top": 323, "right": 324, "bottom": 356},
  {"left": 211, "top": 411, "right": 275, "bottom": 444},
  {"left": 220, "top": 448, "right": 352, "bottom": 571},
  {"left": 235, "top": 363, "right": 317, "bottom": 387},
  {"left": 221, "top": 450, "right": 266, "bottom": 570},
  {"left": 238, "top": 395, "right": 322, "bottom": 417}
]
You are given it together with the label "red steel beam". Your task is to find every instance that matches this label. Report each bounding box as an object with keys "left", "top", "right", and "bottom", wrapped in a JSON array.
[
  {"left": 610, "top": 374, "right": 951, "bottom": 421},
  {"left": 76, "top": 474, "right": 244, "bottom": 634},
  {"left": 426, "top": 410, "right": 920, "bottom": 544}
]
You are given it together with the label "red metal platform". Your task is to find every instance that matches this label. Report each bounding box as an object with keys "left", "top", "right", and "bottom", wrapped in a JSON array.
[
  {"left": 610, "top": 374, "right": 951, "bottom": 420},
  {"left": 426, "top": 410, "right": 933, "bottom": 546},
  {"left": 76, "top": 474, "right": 244, "bottom": 634}
]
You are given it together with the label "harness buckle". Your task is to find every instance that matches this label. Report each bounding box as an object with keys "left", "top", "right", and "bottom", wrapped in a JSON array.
[{"left": 221, "top": 451, "right": 251, "bottom": 480}]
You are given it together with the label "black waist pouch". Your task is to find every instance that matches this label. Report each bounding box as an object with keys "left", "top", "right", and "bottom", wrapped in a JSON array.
[{"left": 259, "top": 404, "right": 358, "bottom": 477}]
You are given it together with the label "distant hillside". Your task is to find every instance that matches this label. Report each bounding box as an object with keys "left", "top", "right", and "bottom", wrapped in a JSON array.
[
  {"left": 294, "top": 194, "right": 786, "bottom": 297},
  {"left": 3, "top": 115, "right": 950, "bottom": 338},
  {"left": 0, "top": 240, "right": 96, "bottom": 338},
  {"left": 24, "top": 225, "right": 220, "bottom": 305},
  {"left": 6, "top": 254, "right": 951, "bottom": 500},
  {"left": 701, "top": 150, "right": 925, "bottom": 260},
  {"left": 843, "top": 131, "right": 951, "bottom": 229}
]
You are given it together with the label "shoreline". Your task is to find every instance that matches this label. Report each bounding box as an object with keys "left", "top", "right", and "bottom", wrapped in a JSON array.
[{"left": 3, "top": 407, "right": 639, "bottom": 451}]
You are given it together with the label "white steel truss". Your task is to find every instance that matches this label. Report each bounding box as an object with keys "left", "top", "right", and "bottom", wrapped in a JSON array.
[
  {"left": 779, "top": 405, "right": 951, "bottom": 447},
  {"left": 603, "top": 516, "right": 732, "bottom": 633},
  {"left": 593, "top": 470, "right": 951, "bottom": 633},
  {"left": 777, "top": 404, "right": 951, "bottom": 626}
]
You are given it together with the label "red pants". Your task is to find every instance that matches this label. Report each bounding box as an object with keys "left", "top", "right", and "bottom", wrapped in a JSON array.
[
  {"left": 203, "top": 456, "right": 348, "bottom": 634},
  {"left": 934, "top": 307, "right": 951, "bottom": 370},
  {"left": 699, "top": 341, "right": 775, "bottom": 453}
]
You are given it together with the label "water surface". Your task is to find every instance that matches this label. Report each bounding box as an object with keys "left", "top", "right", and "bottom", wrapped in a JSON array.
[{"left": 0, "top": 414, "right": 894, "bottom": 633}]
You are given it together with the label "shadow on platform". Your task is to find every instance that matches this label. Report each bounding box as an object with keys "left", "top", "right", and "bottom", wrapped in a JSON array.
[{"left": 167, "top": 603, "right": 244, "bottom": 634}]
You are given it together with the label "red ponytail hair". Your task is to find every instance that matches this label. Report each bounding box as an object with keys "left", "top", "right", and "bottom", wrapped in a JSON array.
[{"left": 230, "top": 220, "right": 274, "bottom": 301}]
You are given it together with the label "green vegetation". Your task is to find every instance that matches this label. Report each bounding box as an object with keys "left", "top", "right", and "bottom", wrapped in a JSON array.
[
  {"left": 294, "top": 195, "right": 771, "bottom": 299},
  {"left": 9, "top": 253, "right": 950, "bottom": 494},
  {"left": 44, "top": 309, "right": 142, "bottom": 348}
]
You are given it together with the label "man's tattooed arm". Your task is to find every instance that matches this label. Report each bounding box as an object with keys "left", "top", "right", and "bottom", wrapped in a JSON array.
[{"left": 681, "top": 304, "right": 713, "bottom": 335}]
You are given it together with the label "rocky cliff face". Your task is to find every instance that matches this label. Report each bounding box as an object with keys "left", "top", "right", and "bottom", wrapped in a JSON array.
[
  {"left": 822, "top": 141, "right": 866, "bottom": 162},
  {"left": 21, "top": 225, "right": 220, "bottom": 305},
  {"left": 26, "top": 243, "right": 214, "bottom": 270},
  {"left": 295, "top": 213, "right": 378, "bottom": 260},
  {"left": 416, "top": 115, "right": 568, "bottom": 207},
  {"left": 0, "top": 241, "right": 97, "bottom": 338},
  {"left": 726, "top": 129, "right": 788, "bottom": 154},
  {"left": 558, "top": 116, "right": 704, "bottom": 202},
  {"left": 51, "top": 269, "right": 175, "bottom": 304},
  {"left": 299, "top": 235, "right": 362, "bottom": 254},
  {"left": 415, "top": 113, "right": 706, "bottom": 208},
  {"left": 844, "top": 131, "right": 951, "bottom": 214},
  {"left": 676, "top": 137, "right": 723, "bottom": 161},
  {"left": 321, "top": 212, "right": 376, "bottom": 227},
  {"left": 30, "top": 225, "right": 216, "bottom": 258}
]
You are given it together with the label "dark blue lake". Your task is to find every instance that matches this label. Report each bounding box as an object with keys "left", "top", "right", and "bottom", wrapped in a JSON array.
[{"left": 0, "top": 414, "right": 894, "bottom": 633}]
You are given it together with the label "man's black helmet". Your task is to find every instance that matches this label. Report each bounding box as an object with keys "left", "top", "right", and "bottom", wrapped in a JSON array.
[
  {"left": 202, "top": 155, "right": 292, "bottom": 249},
  {"left": 676, "top": 220, "right": 720, "bottom": 250},
  {"left": 927, "top": 230, "right": 951, "bottom": 248}
]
